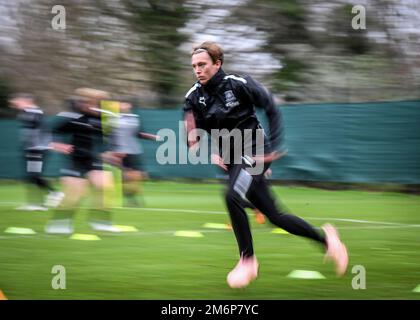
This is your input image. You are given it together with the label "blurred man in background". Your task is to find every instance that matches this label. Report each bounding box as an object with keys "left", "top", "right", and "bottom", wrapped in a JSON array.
[
  {"left": 105, "top": 98, "right": 161, "bottom": 207},
  {"left": 184, "top": 41, "right": 348, "bottom": 288},
  {"left": 45, "top": 88, "right": 119, "bottom": 234},
  {"left": 9, "top": 93, "right": 64, "bottom": 211}
]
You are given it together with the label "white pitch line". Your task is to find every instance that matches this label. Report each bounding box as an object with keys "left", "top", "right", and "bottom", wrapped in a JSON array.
[
  {"left": 0, "top": 202, "right": 227, "bottom": 215},
  {"left": 306, "top": 217, "right": 420, "bottom": 227},
  {"left": 336, "top": 225, "right": 420, "bottom": 230},
  {"left": 119, "top": 207, "right": 420, "bottom": 227},
  {"left": 1, "top": 202, "right": 419, "bottom": 227}
]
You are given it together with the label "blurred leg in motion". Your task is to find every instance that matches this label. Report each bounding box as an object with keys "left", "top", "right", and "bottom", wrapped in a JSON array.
[
  {"left": 19, "top": 151, "right": 57, "bottom": 211},
  {"left": 226, "top": 162, "right": 348, "bottom": 288},
  {"left": 123, "top": 168, "right": 144, "bottom": 207},
  {"left": 87, "top": 170, "right": 120, "bottom": 232},
  {"left": 45, "top": 176, "right": 87, "bottom": 234},
  {"left": 246, "top": 165, "right": 348, "bottom": 277}
]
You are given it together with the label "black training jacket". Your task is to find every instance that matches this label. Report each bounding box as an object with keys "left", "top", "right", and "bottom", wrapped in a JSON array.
[
  {"left": 52, "top": 111, "right": 105, "bottom": 161},
  {"left": 183, "top": 68, "right": 284, "bottom": 158}
]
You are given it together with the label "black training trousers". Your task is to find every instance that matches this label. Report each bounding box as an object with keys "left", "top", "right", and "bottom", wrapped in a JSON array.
[{"left": 225, "top": 161, "right": 326, "bottom": 258}]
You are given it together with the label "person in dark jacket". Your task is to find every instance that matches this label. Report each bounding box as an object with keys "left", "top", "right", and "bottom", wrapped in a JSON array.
[
  {"left": 9, "top": 93, "right": 64, "bottom": 211},
  {"left": 183, "top": 41, "right": 348, "bottom": 288},
  {"left": 45, "top": 88, "right": 119, "bottom": 234}
]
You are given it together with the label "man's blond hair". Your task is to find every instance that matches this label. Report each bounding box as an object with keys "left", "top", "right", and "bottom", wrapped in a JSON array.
[{"left": 74, "top": 88, "right": 111, "bottom": 101}]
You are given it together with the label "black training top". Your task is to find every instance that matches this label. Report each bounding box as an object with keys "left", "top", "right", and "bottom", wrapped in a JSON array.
[
  {"left": 52, "top": 111, "right": 105, "bottom": 161},
  {"left": 184, "top": 68, "right": 284, "bottom": 159}
]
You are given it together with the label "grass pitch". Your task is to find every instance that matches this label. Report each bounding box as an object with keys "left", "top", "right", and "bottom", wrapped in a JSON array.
[{"left": 0, "top": 180, "right": 419, "bottom": 299}]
